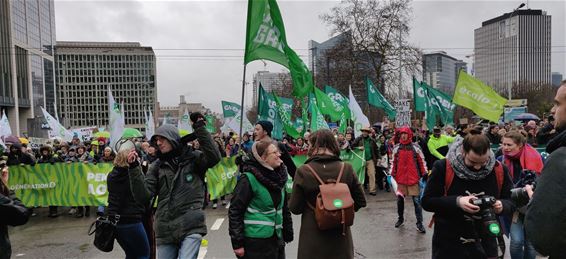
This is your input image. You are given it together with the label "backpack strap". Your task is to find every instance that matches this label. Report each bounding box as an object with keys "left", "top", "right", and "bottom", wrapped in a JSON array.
[
  {"left": 444, "top": 159, "right": 455, "bottom": 196},
  {"left": 494, "top": 161, "right": 504, "bottom": 198},
  {"left": 304, "top": 164, "right": 325, "bottom": 185}
]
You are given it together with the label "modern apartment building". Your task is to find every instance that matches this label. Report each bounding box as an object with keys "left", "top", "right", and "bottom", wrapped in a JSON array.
[
  {"left": 55, "top": 41, "right": 157, "bottom": 132},
  {"left": 474, "top": 9, "right": 551, "bottom": 98},
  {"left": 422, "top": 51, "right": 467, "bottom": 94}
]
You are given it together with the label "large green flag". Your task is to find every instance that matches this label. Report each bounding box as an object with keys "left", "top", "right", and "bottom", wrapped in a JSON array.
[
  {"left": 309, "top": 94, "right": 329, "bottom": 131},
  {"left": 424, "top": 82, "right": 455, "bottom": 125},
  {"left": 453, "top": 71, "right": 507, "bottom": 122},
  {"left": 244, "top": 0, "right": 313, "bottom": 97},
  {"left": 367, "top": 78, "right": 396, "bottom": 120},
  {"left": 424, "top": 87, "right": 441, "bottom": 130},
  {"left": 273, "top": 93, "right": 301, "bottom": 138},
  {"left": 257, "top": 85, "right": 293, "bottom": 139},
  {"left": 413, "top": 77, "right": 427, "bottom": 112},
  {"left": 221, "top": 101, "right": 254, "bottom": 134},
  {"left": 313, "top": 87, "right": 347, "bottom": 122},
  {"left": 324, "top": 85, "right": 350, "bottom": 133}
]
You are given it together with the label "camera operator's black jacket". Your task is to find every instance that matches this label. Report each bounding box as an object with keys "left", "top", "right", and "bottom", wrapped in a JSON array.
[
  {"left": 422, "top": 159, "right": 515, "bottom": 259},
  {"left": 1, "top": 189, "right": 31, "bottom": 259},
  {"left": 525, "top": 130, "right": 566, "bottom": 258}
]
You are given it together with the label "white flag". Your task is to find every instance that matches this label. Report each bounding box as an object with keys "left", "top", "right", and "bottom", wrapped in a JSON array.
[
  {"left": 108, "top": 86, "right": 125, "bottom": 150},
  {"left": 177, "top": 108, "right": 193, "bottom": 133},
  {"left": 0, "top": 110, "right": 12, "bottom": 137},
  {"left": 348, "top": 86, "right": 370, "bottom": 137},
  {"left": 41, "top": 107, "right": 73, "bottom": 142},
  {"left": 145, "top": 107, "right": 155, "bottom": 140}
]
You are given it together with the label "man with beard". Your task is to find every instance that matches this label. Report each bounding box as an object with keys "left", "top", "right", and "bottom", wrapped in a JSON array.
[
  {"left": 422, "top": 129, "right": 514, "bottom": 258},
  {"left": 525, "top": 80, "right": 566, "bottom": 258}
]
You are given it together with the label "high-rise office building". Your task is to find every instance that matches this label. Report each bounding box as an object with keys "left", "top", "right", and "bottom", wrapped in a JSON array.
[
  {"left": 474, "top": 9, "right": 551, "bottom": 98},
  {"left": 55, "top": 41, "right": 157, "bottom": 132},
  {"left": 0, "top": 0, "right": 57, "bottom": 136},
  {"left": 552, "top": 72, "right": 563, "bottom": 87},
  {"left": 252, "top": 71, "right": 289, "bottom": 107},
  {"left": 422, "top": 51, "right": 467, "bottom": 94}
]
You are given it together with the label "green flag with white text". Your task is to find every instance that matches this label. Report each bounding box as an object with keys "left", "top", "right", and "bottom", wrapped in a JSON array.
[
  {"left": 257, "top": 85, "right": 293, "bottom": 139},
  {"left": 309, "top": 94, "right": 329, "bottom": 131},
  {"left": 244, "top": 0, "right": 313, "bottom": 97},
  {"left": 314, "top": 87, "right": 347, "bottom": 122},
  {"left": 324, "top": 85, "right": 350, "bottom": 133},
  {"left": 413, "top": 77, "right": 427, "bottom": 112},
  {"left": 367, "top": 78, "right": 396, "bottom": 120},
  {"left": 453, "top": 71, "right": 507, "bottom": 122},
  {"left": 423, "top": 82, "right": 455, "bottom": 125}
]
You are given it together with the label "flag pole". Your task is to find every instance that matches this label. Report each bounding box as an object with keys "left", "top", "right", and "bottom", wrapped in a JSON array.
[{"left": 238, "top": 64, "right": 247, "bottom": 146}]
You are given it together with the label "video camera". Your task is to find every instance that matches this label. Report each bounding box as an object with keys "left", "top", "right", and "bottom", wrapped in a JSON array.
[
  {"left": 469, "top": 194, "right": 502, "bottom": 237},
  {"left": 510, "top": 170, "right": 537, "bottom": 207}
]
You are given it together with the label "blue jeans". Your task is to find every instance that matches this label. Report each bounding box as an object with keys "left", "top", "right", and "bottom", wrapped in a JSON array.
[
  {"left": 158, "top": 233, "right": 202, "bottom": 259},
  {"left": 115, "top": 222, "right": 150, "bottom": 259},
  {"left": 510, "top": 216, "right": 537, "bottom": 259}
]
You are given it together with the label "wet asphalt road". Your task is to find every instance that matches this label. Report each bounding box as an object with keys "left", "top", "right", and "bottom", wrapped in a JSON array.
[{"left": 9, "top": 191, "right": 521, "bottom": 259}]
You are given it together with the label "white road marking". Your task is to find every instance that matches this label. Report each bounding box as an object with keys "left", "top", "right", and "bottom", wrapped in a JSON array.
[
  {"left": 197, "top": 247, "right": 207, "bottom": 259},
  {"left": 211, "top": 218, "right": 225, "bottom": 231},
  {"left": 15, "top": 254, "right": 25, "bottom": 257}
]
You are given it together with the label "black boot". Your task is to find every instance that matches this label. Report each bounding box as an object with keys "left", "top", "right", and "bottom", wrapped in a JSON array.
[{"left": 395, "top": 196, "right": 404, "bottom": 228}]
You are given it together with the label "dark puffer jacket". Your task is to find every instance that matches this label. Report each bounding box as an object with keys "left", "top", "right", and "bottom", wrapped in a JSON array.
[
  {"left": 525, "top": 130, "right": 566, "bottom": 258},
  {"left": 129, "top": 124, "right": 221, "bottom": 245},
  {"left": 1, "top": 187, "right": 31, "bottom": 259}
]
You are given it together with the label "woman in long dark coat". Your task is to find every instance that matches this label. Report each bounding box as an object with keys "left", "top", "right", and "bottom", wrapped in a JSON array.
[{"left": 289, "top": 129, "right": 367, "bottom": 259}]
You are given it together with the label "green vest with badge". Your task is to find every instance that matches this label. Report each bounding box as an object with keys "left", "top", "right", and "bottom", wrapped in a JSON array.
[{"left": 243, "top": 172, "right": 284, "bottom": 239}]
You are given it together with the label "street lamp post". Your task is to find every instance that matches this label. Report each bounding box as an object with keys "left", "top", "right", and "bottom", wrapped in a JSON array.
[{"left": 506, "top": 3, "right": 526, "bottom": 100}]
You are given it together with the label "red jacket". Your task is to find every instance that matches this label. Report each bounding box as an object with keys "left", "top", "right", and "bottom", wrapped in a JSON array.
[{"left": 390, "top": 127, "right": 427, "bottom": 186}]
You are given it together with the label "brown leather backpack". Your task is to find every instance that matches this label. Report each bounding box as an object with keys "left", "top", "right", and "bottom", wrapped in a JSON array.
[{"left": 305, "top": 162, "right": 355, "bottom": 235}]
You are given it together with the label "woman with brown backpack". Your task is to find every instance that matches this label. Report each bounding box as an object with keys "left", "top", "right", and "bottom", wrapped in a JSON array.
[{"left": 289, "top": 129, "right": 367, "bottom": 259}]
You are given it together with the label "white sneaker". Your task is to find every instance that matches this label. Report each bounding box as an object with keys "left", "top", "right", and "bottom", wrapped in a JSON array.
[
  {"left": 68, "top": 208, "right": 76, "bottom": 215},
  {"left": 212, "top": 203, "right": 218, "bottom": 209},
  {"left": 221, "top": 200, "right": 227, "bottom": 206}
]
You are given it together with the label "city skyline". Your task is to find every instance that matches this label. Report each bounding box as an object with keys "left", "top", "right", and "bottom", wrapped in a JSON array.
[{"left": 54, "top": 0, "right": 566, "bottom": 114}]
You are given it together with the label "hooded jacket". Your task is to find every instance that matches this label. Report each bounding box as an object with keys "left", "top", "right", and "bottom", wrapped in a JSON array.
[
  {"left": 7, "top": 143, "right": 35, "bottom": 166},
  {"left": 129, "top": 123, "right": 221, "bottom": 245},
  {"left": 525, "top": 129, "right": 566, "bottom": 258},
  {"left": 390, "top": 127, "right": 427, "bottom": 186}
]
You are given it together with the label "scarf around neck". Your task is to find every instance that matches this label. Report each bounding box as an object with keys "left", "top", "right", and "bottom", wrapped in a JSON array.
[
  {"left": 446, "top": 139, "right": 496, "bottom": 181},
  {"left": 503, "top": 144, "right": 543, "bottom": 178}
]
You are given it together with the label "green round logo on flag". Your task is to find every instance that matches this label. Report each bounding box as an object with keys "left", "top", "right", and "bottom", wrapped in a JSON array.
[
  {"left": 488, "top": 223, "right": 500, "bottom": 235},
  {"left": 333, "top": 199, "right": 343, "bottom": 208}
]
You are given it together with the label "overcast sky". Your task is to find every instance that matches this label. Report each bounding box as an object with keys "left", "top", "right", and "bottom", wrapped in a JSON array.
[{"left": 54, "top": 0, "right": 566, "bottom": 114}]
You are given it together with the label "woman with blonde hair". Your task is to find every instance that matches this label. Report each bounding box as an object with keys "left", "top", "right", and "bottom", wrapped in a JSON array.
[{"left": 106, "top": 141, "right": 150, "bottom": 258}]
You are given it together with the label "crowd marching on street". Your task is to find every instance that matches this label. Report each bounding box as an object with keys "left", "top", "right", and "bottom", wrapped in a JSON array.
[{"left": 1, "top": 83, "right": 566, "bottom": 259}]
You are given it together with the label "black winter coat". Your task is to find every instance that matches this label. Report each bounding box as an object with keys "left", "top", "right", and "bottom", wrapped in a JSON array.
[
  {"left": 107, "top": 166, "right": 146, "bottom": 224},
  {"left": 0, "top": 188, "right": 31, "bottom": 259},
  {"left": 525, "top": 130, "right": 566, "bottom": 258},
  {"left": 129, "top": 124, "right": 221, "bottom": 245},
  {"left": 421, "top": 159, "right": 515, "bottom": 259},
  {"left": 228, "top": 164, "right": 293, "bottom": 259}
]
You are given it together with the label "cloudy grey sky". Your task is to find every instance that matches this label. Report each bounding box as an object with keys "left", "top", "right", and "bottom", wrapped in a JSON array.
[{"left": 54, "top": 0, "right": 565, "bottom": 114}]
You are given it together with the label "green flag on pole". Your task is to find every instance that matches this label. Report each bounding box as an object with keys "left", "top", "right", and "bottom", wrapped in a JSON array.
[
  {"left": 313, "top": 87, "right": 347, "bottom": 122},
  {"left": 413, "top": 77, "right": 427, "bottom": 112},
  {"left": 366, "top": 78, "right": 396, "bottom": 120},
  {"left": 324, "top": 85, "right": 350, "bottom": 133},
  {"left": 453, "top": 71, "right": 507, "bottom": 122},
  {"left": 273, "top": 93, "right": 301, "bottom": 139},
  {"left": 244, "top": 0, "right": 313, "bottom": 98},
  {"left": 309, "top": 94, "right": 329, "bottom": 131},
  {"left": 422, "top": 82, "right": 455, "bottom": 125},
  {"left": 205, "top": 115, "right": 216, "bottom": 133}
]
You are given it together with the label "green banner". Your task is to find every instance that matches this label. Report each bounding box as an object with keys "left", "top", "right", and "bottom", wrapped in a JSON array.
[
  {"left": 314, "top": 87, "right": 347, "bottom": 122},
  {"left": 8, "top": 150, "right": 367, "bottom": 205},
  {"left": 205, "top": 157, "right": 238, "bottom": 200},
  {"left": 453, "top": 71, "right": 507, "bottom": 122},
  {"left": 8, "top": 163, "right": 114, "bottom": 207}
]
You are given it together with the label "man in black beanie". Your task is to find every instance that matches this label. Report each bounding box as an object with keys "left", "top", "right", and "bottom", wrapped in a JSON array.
[{"left": 254, "top": 120, "right": 297, "bottom": 178}]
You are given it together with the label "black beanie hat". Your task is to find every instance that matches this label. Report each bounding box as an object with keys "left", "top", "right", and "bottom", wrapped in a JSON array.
[{"left": 256, "top": 120, "right": 273, "bottom": 136}]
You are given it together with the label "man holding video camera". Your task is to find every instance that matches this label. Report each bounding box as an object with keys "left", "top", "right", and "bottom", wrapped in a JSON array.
[
  {"left": 525, "top": 80, "right": 566, "bottom": 258},
  {"left": 422, "top": 129, "right": 515, "bottom": 259}
]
